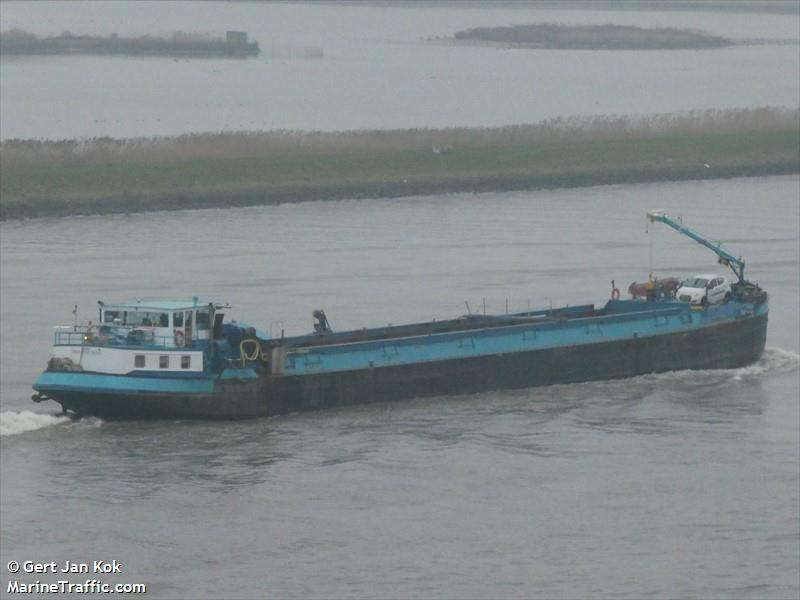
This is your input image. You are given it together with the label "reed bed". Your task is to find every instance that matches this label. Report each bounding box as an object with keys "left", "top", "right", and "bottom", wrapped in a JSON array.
[
  {"left": 1, "top": 108, "right": 798, "bottom": 220},
  {"left": 3, "top": 108, "right": 795, "bottom": 169}
]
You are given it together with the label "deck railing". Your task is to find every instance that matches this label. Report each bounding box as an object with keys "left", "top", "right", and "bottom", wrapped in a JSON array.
[{"left": 53, "top": 326, "right": 185, "bottom": 349}]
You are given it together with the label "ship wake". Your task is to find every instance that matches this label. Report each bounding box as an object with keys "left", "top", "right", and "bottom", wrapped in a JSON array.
[
  {"left": 0, "top": 411, "right": 103, "bottom": 437},
  {"left": 0, "top": 411, "right": 70, "bottom": 436},
  {"left": 728, "top": 347, "right": 799, "bottom": 381},
  {"left": 631, "top": 346, "right": 799, "bottom": 386}
]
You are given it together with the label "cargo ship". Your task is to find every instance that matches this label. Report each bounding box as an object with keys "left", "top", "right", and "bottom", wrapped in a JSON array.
[{"left": 32, "top": 211, "right": 768, "bottom": 419}]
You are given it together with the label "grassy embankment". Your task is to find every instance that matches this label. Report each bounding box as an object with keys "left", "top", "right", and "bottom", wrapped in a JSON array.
[{"left": 1, "top": 109, "right": 798, "bottom": 220}]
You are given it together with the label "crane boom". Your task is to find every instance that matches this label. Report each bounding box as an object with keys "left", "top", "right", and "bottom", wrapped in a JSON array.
[{"left": 647, "top": 210, "right": 745, "bottom": 282}]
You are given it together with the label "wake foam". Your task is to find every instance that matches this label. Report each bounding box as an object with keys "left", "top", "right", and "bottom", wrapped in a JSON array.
[
  {"left": 731, "top": 347, "right": 800, "bottom": 381},
  {"left": 0, "top": 411, "right": 70, "bottom": 437},
  {"left": 633, "top": 346, "right": 799, "bottom": 385},
  {"left": 760, "top": 346, "right": 798, "bottom": 368},
  {"left": 545, "top": 346, "right": 798, "bottom": 398}
]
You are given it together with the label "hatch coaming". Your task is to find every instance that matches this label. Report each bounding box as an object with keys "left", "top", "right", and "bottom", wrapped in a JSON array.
[
  {"left": 274, "top": 298, "right": 698, "bottom": 352},
  {"left": 276, "top": 299, "right": 766, "bottom": 377},
  {"left": 278, "top": 303, "right": 601, "bottom": 350}
]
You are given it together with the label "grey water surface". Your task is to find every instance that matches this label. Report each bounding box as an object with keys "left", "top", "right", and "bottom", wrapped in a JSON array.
[
  {"left": 1, "top": 176, "right": 798, "bottom": 598},
  {"left": 1, "top": 1, "right": 799, "bottom": 139}
]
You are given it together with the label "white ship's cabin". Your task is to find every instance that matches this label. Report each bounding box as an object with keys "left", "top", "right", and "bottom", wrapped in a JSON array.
[
  {"left": 97, "top": 299, "right": 224, "bottom": 348},
  {"left": 54, "top": 299, "right": 228, "bottom": 349}
]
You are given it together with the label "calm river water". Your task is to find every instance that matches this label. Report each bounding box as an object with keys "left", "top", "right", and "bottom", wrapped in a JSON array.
[
  {"left": 1, "top": 1, "right": 799, "bottom": 597},
  {"left": 1, "top": 176, "right": 798, "bottom": 598},
  {"left": 1, "top": 1, "right": 799, "bottom": 138}
]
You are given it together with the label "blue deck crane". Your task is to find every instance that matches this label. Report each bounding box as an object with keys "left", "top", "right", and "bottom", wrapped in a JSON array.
[{"left": 647, "top": 210, "right": 746, "bottom": 283}]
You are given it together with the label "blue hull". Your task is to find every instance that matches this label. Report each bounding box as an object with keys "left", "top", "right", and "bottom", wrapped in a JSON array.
[{"left": 34, "top": 299, "right": 769, "bottom": 420}]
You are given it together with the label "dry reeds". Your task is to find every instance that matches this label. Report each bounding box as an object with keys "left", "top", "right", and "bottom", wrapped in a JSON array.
[{"left": 2, "top": 107, "right": 797, "bottom": 170}]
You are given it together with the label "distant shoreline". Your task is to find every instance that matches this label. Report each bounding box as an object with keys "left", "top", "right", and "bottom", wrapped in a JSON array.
[
  {"left": 0, "top": 29, "right": 259, "bottom": 58},
  {"left": 2, "top": 109, "right": 798, "bottom": 221},
  {"left": 452, "top": 23, "right": 731, "bottom": 50}
]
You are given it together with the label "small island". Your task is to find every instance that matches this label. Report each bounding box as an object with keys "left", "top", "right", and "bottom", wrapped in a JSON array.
[
  {"left": 0, "top": 29, "right": 259, "bottom": 58},
  {"left": 453, "top": 23, "right": 731, "bottom": 50}
]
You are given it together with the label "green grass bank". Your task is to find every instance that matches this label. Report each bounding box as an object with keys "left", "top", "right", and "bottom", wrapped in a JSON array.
[{"left": 2, "top": 111, "right": 798, "bottom": 220}]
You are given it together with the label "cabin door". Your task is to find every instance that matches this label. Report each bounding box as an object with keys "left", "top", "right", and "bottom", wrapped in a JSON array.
[
  {"left": 213, "top": 313, "right": 224, "bottom": 339},
  {"left": 184, "top": 311, "right": 193, "bottom": 345}
]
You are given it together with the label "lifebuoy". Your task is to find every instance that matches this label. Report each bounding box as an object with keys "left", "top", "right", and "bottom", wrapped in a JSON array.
[
  {"left": 240, "top": 339, "right": 260, "bottom": 361},
  {"left": 174, "top": 330, "right": 185, "bottom": 347}
]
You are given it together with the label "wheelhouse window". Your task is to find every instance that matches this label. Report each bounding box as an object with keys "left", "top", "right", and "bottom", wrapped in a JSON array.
[
  {"left": 196, "top": 309, "right": 210, "bottom": 330},
  {"left": 135, "top": 355, "right": 145, "bottom": 368},
  {"left": 104, "top": 310, "right": 121, "bottom": 323},
  {"left": 181, "top": 355, "right": 191, "bottom": 369},
  {"left": 159, "top": 355, "right": 169, "bottom": 369},
  {"left": 127, "top": 312, "right": 168, "bottom": 327},
  {"left": 174, "top": 312, "right": 184, "bottom": 327}
]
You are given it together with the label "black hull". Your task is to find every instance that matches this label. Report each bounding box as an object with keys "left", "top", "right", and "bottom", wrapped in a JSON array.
[{"left": 52, "top": 312, "right": 768, "bottom": 420}]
